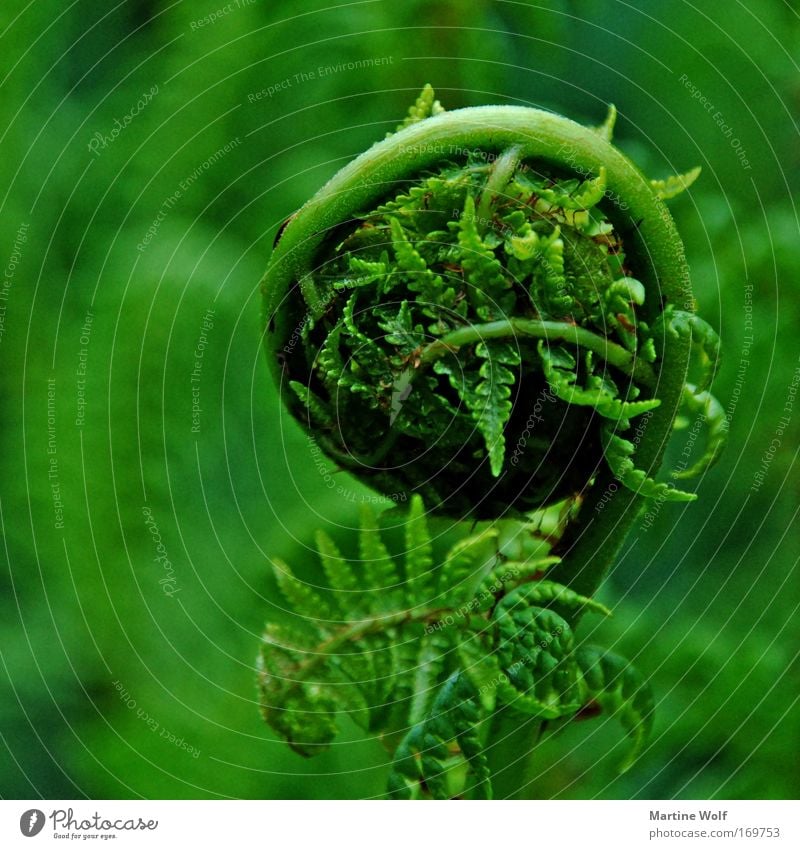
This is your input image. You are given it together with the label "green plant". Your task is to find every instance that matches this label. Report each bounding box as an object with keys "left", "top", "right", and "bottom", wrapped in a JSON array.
[{"left": 258, "top": 87, "right": 726, "bottom": 798}]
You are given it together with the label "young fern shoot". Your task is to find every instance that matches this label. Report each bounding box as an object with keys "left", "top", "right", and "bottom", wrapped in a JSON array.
[{"left": 259, "top": 86, "right": 726, "bottom": 799}]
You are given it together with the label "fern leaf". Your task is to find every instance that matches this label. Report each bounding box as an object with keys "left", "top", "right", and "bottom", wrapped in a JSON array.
[
  {"left": 334, "top": 253, "right": 389, "bottom": 292},
  {"left": 501, "top": 581, "right": 611, "bottom": 618},
  {"left": 390, "top": 215, "right": 428, "bottom": 274},
  {"left": 337, "top": 630, "right": 395, "bottom": 715},
  {"left": 508, "top": 223, "right": 571, "bottom": 316},
  {"left": 316, "top": 322, "right": 344, "bottom": 393},
  {"left": 658, "top": 308, "right": 721, "bottom": 391},
  {"left": 672, "top": 383, "right": 729, "bottom": 480},
  {"left": 289, "top": 380, "right": 333, "bottom": 427},
  {"left": 389, "top": 217, "right": 454, "bottom": 307},
  {"left": 473, "top": 341, "right": 520, "bottom": 476},
  {"left": 493, "top": 603, "right": 581, "bottom": 719},
  {"left": 536, "top": 226, "right": 570, "bottom": 315},
  {"left": 603, "top": 428, "right": 697, "bottom": 501},
  {"left": 393, "top": 83, "right": 445, "bottom": 134},
  {"left": 315, "top": 529, "right": 361, "bottom": 615},
  {"left": 472, "top": 556, "right": 560, "bottom": 611},
  {"left": 388, "top": 672, "right": 490, "bottom": 799},
  {"left": 367, "top": 626, "right": 425, "bottom": 742},
  {"left": 457, "top": 626, "right": 502, "bottom": 706},
  {"left": 272, "top": 557, "right": 334, "bottom": 623},
  {"left": 457, "top": 194, "right": 510, "bottom": 319},
  {"left": 377, "top": 300, "right": 424, "bottom": 355},
  {"left": 537, "top": 341, "right": 659, "bottom": 421},
  {"left": 408, "top": 631, "right": 450, "bottom": 725},
  {"left": 342, "top": 293, "right": 391, "bottom": 377},
  {"left": 359, "top": 503, "right": 400, "bottom": 606},
  {"left": 650, "top": 166, "right": 701, "bottom": 200},
  {"left": 605, "top": 276, "right": 646, "bottom": 310},
  {"left": 404, "top": 494, "right": 434, "bottom": 604},
  {"left": 439, "top": 528, "right": 498, "bottom": 607},
  {"left": 536, "top": 167, "right": 607, "bottom": 211},
  {"left": 258, "top": 623, "right": 365, "bottom": 756},
  {"left": 572, "top": 166, "right": 607, "bottom": 209}
]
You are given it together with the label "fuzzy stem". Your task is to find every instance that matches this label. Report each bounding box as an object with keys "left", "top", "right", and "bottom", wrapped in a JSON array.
[
  {"left": 485, "top": 707, "right": 544, "bottom": 799},
  {"left": 418, "top": 317, "right": 657, "bottom": 387},
  {"left": 476, "top": 144, "right": 524, "bottom": 230}
]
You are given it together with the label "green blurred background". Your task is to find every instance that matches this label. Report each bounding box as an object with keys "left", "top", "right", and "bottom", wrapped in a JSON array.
[{"left": 1, "top": 0, "right": 798, "bottom": 799}]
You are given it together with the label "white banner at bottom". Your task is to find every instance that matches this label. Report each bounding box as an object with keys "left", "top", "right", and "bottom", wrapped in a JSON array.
[{"left": 2, "top": 800, "right": 797, "bottom": 848}]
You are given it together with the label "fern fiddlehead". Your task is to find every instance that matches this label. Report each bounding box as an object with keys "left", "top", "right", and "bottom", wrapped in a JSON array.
[{"left": 259, "top": 86, "right": 726, "bottom": 798}]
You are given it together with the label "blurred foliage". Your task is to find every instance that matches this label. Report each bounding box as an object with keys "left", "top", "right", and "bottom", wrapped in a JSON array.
[{"left": 1, "top": 0, "right": 798, "bottom": 799}]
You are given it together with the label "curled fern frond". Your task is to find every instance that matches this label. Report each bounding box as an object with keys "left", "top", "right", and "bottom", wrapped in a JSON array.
[
  {"left": 672, "top": 383, "right": 729, "bottom": 480},
  {"left": 575, "top": 645, "right": 655, "bottom": 772},
  {"left": 259, "top": 86, "right": 726, "bottom": 797},
  {"left": 264, "top": 87, "right": 723, "bottom": 517},
  {"left": 656, "top": 307, "right": 722, "bottom": 392},
  {"left": 603, "top": 426, "right": 697, "bottom": 502}
]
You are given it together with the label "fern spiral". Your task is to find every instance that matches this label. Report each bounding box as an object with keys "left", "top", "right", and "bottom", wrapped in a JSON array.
[{"left": 258, "top": 87, "right": 726, "bottom": 798}]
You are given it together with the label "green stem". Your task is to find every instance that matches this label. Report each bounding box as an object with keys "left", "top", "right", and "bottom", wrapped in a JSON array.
[
  {"left": 353, "top": 317, "right": 656, "bottom": 471},
  {"left": 485, "top": 706, "right": 544, "bottom": 799},
  {"left": 476, "top": 144, "right": 524, "bottom": 229},
  {"left": 289, "top": 605, "right": 448, "bottom": 681},
  {"left": 419, "top": 317, "right": 656, "bottom": 387}
]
